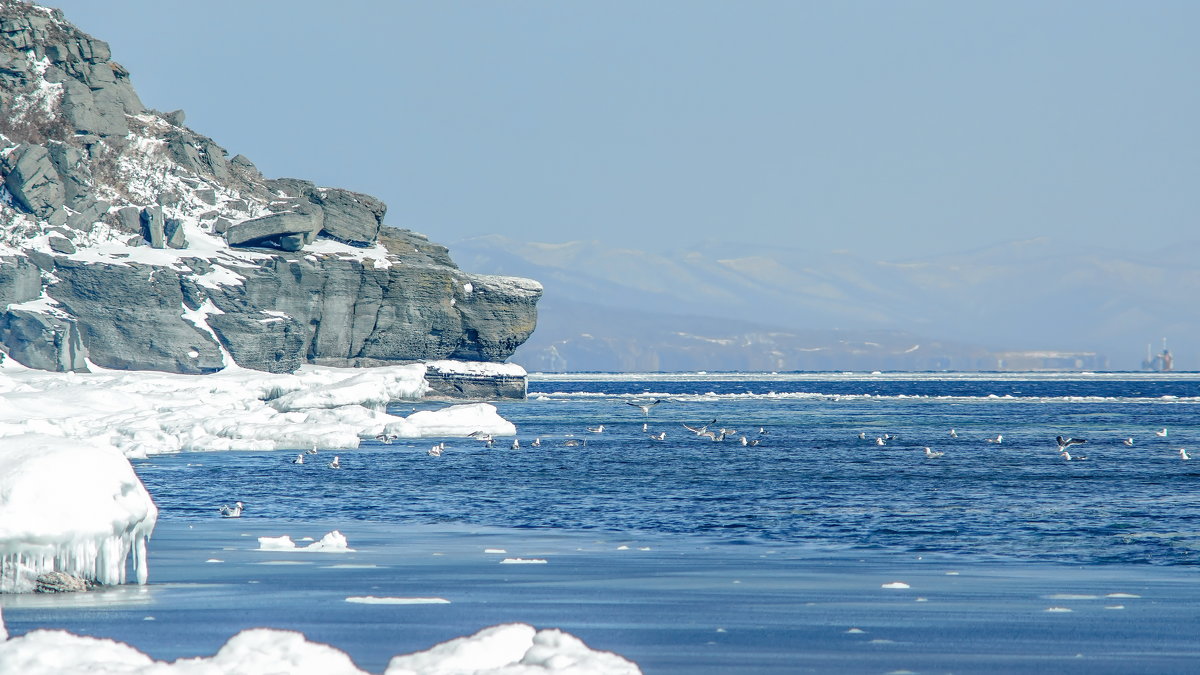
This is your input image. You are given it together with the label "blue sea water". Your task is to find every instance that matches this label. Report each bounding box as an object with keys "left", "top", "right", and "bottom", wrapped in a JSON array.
[
  {"left": 10, "top": 372, "right": 1200, "bottom": 674},
  {"left": 141, "top": 372, "right": 1200, "bottom": 567}
]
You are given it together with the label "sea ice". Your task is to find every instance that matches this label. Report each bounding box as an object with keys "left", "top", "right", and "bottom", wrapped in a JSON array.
[
  {"left": 0, "top": 361, "right": 516, "bottom": 456},
  {"left": 0, "top": 617, "right": 641, "bottom": 675},
  {"left": 257, "top": 531, "right": 355, "bottom": 553},
  {"left": 0, "top": 434, "right": 157, "bottom": 593}
]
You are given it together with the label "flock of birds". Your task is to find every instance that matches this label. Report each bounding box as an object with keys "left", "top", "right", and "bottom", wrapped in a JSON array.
[
  {"left": 216, "top": 393, "right": 1189, "bottom": 516},
  {"left": 859, "top": 426, "right": 1187, "bottom": 462}
]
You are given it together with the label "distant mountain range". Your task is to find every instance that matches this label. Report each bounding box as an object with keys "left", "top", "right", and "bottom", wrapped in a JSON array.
[{"left": 450, "top": 235, "right": 1196, "bottom": 372}]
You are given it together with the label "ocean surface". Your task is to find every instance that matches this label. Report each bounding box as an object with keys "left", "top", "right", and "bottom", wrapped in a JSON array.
[
  {"left": 9, "top": 372, "right": 1200, "bottom": 674},
  {"left": 142, "top": 372, "right": 1200, "bottom": 567}
]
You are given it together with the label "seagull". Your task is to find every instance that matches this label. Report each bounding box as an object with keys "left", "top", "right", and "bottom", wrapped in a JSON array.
[
  {"left": 469, "top": 431, "right": 495, "bottom": 447},
  {"left": 1123, "top": 438, "right": 1134, "bottom": 447},
  {"left": 329, "top": 455, "right": 341, "bottom": 469},
  {"left": 858, "top": 432, "right": 867, "bottom": 440},
  {"left": 291, "top": 453, "right": 304, "bottom": 464},
  {"left": 757, "top": 427, "right": 768, "bottom": 435},
  {"left": 924, "top": 447, "right": 944, "bottom": 459},
  {"left": 1056, "top": 436, "right": 1087, "bottom": 451},
  {"left": 1060, "top": 451, "right": 1086, "bottom": 461},
  {"left": 648, "top": 431, "right": 666, "bottom": 441},
  {"left": 949, "top": 428, "right": 958, "bottom": 438},
  {"left": 747, "top": 438, "right": 761, "bottom": 447},
  {"left": 985, "top": 434, "right": 1003, "bottom": 444},
  {"left": 218, "top": 501, "right": 244, "bottom": 518},
  {"left": 626, "top": 399, "right": 668, "bottom": 415},
  {"left": 375, "top": 434, "right": 393, "bottom": 445},
  {"left": 428, "top": 444, "right": 444, "bottom": 457},
  {"left": 875, "top": 437, "right": 886, "bottom": 446},
  {"left": 740, "top": 435, "right": 749, "bottom": 446},
  {"left": 1180, "top": 449, "right": 1191, "bottom": 461},
  {"left": 511, "top": 439, "right": 520, "bottom": 450},
  {"left": 306, "top": 445, "right": 318, "bottom": 455},
  {"left": 642, "top": 423, "right": 649, "bottom": 432},
  {"left": 531, "top": 437, "right": 541, "bottom": 447},
  {"left": 1156, "top": 428, "right": 1168, "bottom": 437},
  {"left": 683, "top": 423, "right": 709, "bottom": 436},
  {"left": 587, "top": 424, "right": 605, "bottom": 433},
  {"left": 563, "top": 439, "right": 584, "bottom": 447}
]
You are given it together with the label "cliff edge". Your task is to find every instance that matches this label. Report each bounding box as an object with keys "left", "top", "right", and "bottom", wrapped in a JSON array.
[{"left": 0, "top": 1, "right": 541, "bottom": 376}]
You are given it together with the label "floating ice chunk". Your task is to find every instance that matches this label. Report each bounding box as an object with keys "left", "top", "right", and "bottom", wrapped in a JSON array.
[
  {"left": 484, "top": 548, "right": 507, "bottom": 554},
  {"left": 1105, "top": 605, "right": 1126, "bottom": 610},
  {"left": 403, "top": 403, "right": 516, "bottom": 437},
  {"left": 881, "top": 582, "right": 910, "bottom": 589},
  {"left": 1105, "top": 592, "right": 1141, "bottom": 598},
  {"left": 846, "top": 627, "right": 866, "bottom": 634},
  {"left": 500, "top": 558, "right": 548, "bottom": 564},
  {"left": 1044, "top": 607, "right": 1073, "bottom": 613},
  {"left": 257, "top": 531, "right": 354, "bottom": 552},
  {"left": 386, "top": 623, "right": 641, "bottom": 675},
  {"left": 1045, "top": 594, "right": 1098, "bottom": 600},
  {"left": 257, "top": 535, "right": 297, "bottom": 551},
  {"left": 345, "top": 597, "right": 450, "bottom": 605},
  {"left": 0, "top": 434, "right": 157, "bottom": 593}
]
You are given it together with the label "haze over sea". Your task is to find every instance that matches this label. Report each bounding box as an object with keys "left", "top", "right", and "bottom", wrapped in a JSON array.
[{"left": 10, "top": 371, "right": 1200, "bottom": 674}]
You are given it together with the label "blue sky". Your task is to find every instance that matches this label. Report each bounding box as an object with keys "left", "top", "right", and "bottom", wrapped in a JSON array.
[{"left": 48, "top": 1, "right": 1199, "bottom": 259}]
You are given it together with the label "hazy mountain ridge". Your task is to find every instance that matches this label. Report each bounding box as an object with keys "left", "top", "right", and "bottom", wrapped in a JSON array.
[{"left": 451, "top": 235, "right": 1192, "bottom": 371}]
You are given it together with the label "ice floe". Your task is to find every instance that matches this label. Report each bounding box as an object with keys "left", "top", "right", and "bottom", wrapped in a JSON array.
[
  {"left": 0, "top": 617, "right": 640, "bottom": 674},
  {"left": 0, "top": 361, "right": 516, "bottom": 457},
  {"left": 0, "top": 434, "right": 157, "bottom": 593},
  {"left": 345, "top": 597, "right": 450, "bottom": 605},
  {"left": 257, "top": 531, "right": 355, "bottom": 553}
]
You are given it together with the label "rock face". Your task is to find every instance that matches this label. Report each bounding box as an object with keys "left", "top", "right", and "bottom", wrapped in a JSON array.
[{"left": 0, "top": 2, "right": 540, "bottom": 378}]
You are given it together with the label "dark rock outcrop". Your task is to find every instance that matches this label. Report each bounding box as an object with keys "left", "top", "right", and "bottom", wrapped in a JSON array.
[{"left": 0, "top": 1, "right": 540, "bottom": 387}]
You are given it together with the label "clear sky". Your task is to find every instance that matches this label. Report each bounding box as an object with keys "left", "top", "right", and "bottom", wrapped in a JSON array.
[{"left": 46, "top": 1, "right": 1200, "bottom": 259}]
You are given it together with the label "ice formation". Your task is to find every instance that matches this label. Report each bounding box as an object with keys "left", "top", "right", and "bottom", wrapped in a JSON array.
[
  {"left": 0, "top": 360, "right": 518, "bottom": 458},
  {"left": 257, "top": 531, "right": 354, "bottom": 553},
  {"left": 0, "top": 434, "right": 157, "bottom": 593},
  {"left": 0, "top": 621, "right": 641, "bottom": 674}
]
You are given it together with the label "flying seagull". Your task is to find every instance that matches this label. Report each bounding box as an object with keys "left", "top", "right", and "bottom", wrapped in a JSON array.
[
  {"left": 627, "top": 399, "right": 668, "bottom": 415},
  {"left": 1056, "top": 436, "right": 1087, "bottom": 450}
]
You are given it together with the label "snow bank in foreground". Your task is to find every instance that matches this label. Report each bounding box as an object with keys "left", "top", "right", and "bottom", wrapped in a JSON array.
[
  {"left": 0, "top": 361, "right": 516, "bottom": 457},
  {"left": 0, "top": 434, "right": 157, "bottom": 593},
  {"left": 0, "top": 618, "right": 641, "bottom": 675}
]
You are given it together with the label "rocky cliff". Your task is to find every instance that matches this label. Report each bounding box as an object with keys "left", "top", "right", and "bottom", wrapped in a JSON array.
[{"left": 0, "top": 1, "right": 540, "bottom": 375}]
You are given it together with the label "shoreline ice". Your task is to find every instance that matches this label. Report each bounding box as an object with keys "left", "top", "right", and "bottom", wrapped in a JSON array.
[{"left": 0, "top": 360, "right": 518, "bottom": 457}]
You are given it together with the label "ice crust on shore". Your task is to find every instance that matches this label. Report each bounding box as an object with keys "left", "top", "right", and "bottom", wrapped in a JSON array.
[
  {"left": 0, "top": 361, "right": 516, "bottom": 458},
  {"left": 0, "top": 616, "right": 640, "bottom": 675},
  {"left": 0, "top": 434, "right": 157, "bottom": 593}
]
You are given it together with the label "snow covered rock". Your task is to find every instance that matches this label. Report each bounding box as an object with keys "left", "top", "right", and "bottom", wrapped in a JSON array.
[
  {"left": 0, "top": 433, "right": 157, "bottom": 593},
  {"left": 0, "top": 2, "right": 540, "bottom": 381}
]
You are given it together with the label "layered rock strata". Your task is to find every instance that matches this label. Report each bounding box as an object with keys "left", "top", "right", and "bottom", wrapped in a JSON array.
[{"left": 0, "top": 2, "right": 540, "bottom": 387}]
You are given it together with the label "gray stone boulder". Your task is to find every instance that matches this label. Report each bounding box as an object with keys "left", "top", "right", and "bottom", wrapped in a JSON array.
[
  {"left": 164, "top": 217, "right": 187, "bottom": 249},
  {"left": 47, "top": 259, "right": 226, "bottom": 374},
  {"left": 0, "top": 308, "right": 89, "bottom": 372},
  {"left": 207, "top": 311, "right": 306, "bottom": 373},
  {"left": 35, "top": 571, "right": 96, "bottom": 593},
  {"left": 311, "top": 188, "right": 386, "bottom": 246},
  {"left": 2, "top": 144, "right": 64, "bottom": 219},
  {"left": 60, "top": 78, "right": 128, "bottom": 137},
  {"left": 141, "top": 206, "right": 165, "bottom": 248},
  {"left": 225, "top": 210, "right": 322, "bottom": 250}
]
